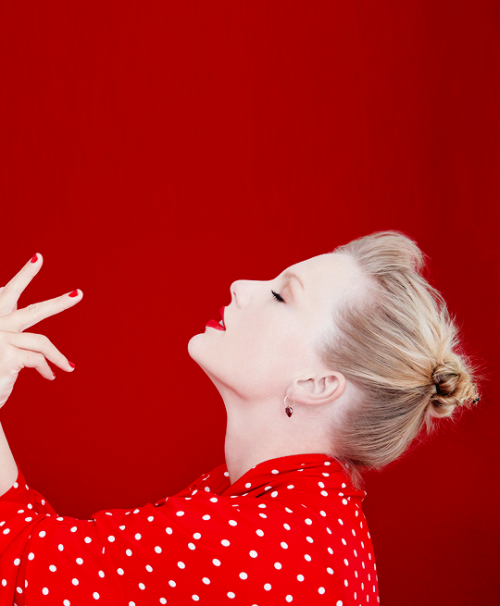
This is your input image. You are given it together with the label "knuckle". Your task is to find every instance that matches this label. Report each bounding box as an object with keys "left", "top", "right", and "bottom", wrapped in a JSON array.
[{"left": 26, "top": 303, "right": 40, "bottom": 315}]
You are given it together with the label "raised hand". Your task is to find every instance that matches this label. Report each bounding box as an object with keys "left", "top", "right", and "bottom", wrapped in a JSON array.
[{"left": 0, "top": 253, "right": 83, "bottom": 411}]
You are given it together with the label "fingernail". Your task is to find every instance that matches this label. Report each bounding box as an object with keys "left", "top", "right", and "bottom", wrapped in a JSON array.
[
  {"left": 68, "top": 290, "right": 79, "bottom": 298},
  {"left": 68, "top": 361, "right": 75, "bottom": 368},
  {"left": 30, "top": 254, "right": 38, "bottom": 263}
]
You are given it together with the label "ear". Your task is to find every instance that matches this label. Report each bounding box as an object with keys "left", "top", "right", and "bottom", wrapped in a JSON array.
[{"left": 288, "top": 370, "right": 347, "bottom": 407}]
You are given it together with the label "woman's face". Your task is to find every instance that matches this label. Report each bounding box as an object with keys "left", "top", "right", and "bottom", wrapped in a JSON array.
[{"left": 188, "top": 252, "right": 362, "bottom": 403}]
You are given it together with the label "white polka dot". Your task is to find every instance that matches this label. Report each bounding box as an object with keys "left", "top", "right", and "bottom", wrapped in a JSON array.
[
  {"left": 176, "top": 511, "right": 184, "bottom": 517},
  {"left": 25, "top": 517, "right": 33, "bottom": 522},
  {"left": 283, "top": 523, "right": 291, "bottom": 530},
  {"left": 213, "top": 559, "right": 221, "bottom": 566},
  {"left": 2, "top": 529, "right": 9, "bottom": 535},
  {"left": 99, "top": 571, "right": 105, "bottom": 578},
  {"left": 108, "top": 536, "right": 115, "bottom": 542},
  {"left": 42, "top": 587, "right": 49, "bottom": 595},
  {"left": 259, "top": 513, "right": 267, "bottom": 518},
  {"left": 202, "top": 576, "right": 210, "bottom": 584},
  {"left": 336, "top": 602, "right": 343, "bottom": 606},
  {"left": 13, "top": 482, "right": 18, "bottom": 489},
  {"left": 14, "top": 558, "right": 20, "bottom": 566},
  {"left": 210, "top": 497, "right": 218, "bottom": 503},
  {"left": 274, "top": 562, "right": 282, "bottom": 570},
  {"left": 49, "top": 565, "right": 57, "bottom": 572},
  {"left": 328, "top": 547, "right": 334, "bottom": 554},
  {"left": 245, "top": 483, "right": 252, "bottom": 488},
  {"left": 188, "top": 542, "right": 196, "bottom": 550},
  {"left": 338, "top": 519, "right": 344, "bottom": 525},
  {"left": 306, "top": 536, "right": 314, "bottom": 543},
  {"left": 84, "top": 537, "right": 92, "bottom": 543},
  {"left": 249, "top": 550, "right": 258, "bottom": 558},
  {"left": 72, "top": 578, "right": 79, "bottom": 586},
  {"left": 126, "top": 549, "right": 133, "bottom": 556},
  {"left": 160, "top": 600, "right": 166, "bottom": 605},
  {"left": 93, "top": 592, "right": 100, "bottom": 600},
  {"left": 287, "top": 485, "right": 295, "bottom": 489},
  {"left": 264, "top": 583, "right": 272, "bottom": 591},
  {"left": 70, "top": 526, "right": 77, "bottom": 532},
  {"left": 1, "top": 579, "right": 6, "bottom": 586},
  {"left": 76, "top": 558, "right": 83, "bottom": 565},
  {"left": 342, "top": 498, "right": 348, "bottom": 505},
  {"left": 139, "top": 582, "right": 146, "bottom": 590},
  {"left": 297, "top": 574, "right": 304, "bottom": 582},
  {"left": 319, "top": 587, "right": 326, "bottom": 594},
  {"left": 64, "top": 601, "right": 70, "bottom": 606},
  {"left": 304, "top": 554, "right": 312, "bottom": 561},
  {"left": 202, "top": 514, "right": 210, "bottom": 520},
  {"left": 305, "top": 518, "right": 312, "bottom": 525},
  {"left": 39, "top": 530, "right": 46, "bottom": 538},
  {"left": 258, "top": 504, "right": 267, "bottom": 509},
  {"left": 166, "top": 527, "right": 173, "bottom": 534},
  {"left": 148, "top": 516, "right": 154, "bottom": 522},
  {"left": 256, "top": 529, "right": 264, "bottom": 537},
  {"left": 271, "top": 491, "right": 278, "bottom": 498},
  {"left": 286, "top": 596, "right": 293, "bottom": 603},
  {"left": 192, "top": 596, "right": 199, "bottom": 602},
  {"left": 320, "top": 510, "right": 327, "bottom": 517},
  {"left": 193, "top": 532, "right": 201, "bottom": 539},
  {"left": 318, "top": 481, "right": 325, "bottom": 488},
  {"left": 117, "top": 568, "right": 124, "bottom": 575},
  {"left": 228, "top": 520, "right": 237, "bottom": 526},
  {"left": 28, "top": 552, "right": 34, "bottom": 560},
  {"left": 281, "top": 542, "right": 288, "bottom": 549},
  {"left": 227, "top": 592, "right": 235, "bottom": 599},
  {"left": 321, "top": 490, "right": 329, "bottom": 497},
  {"left": 168, "top": 580, "right": 176, "bottom": 587},
  {"left": 344, "top": 579, "right": 348, "bottom": 587},
  {"left": 344, "top": 559, "right": 349, "bottom": 566}
]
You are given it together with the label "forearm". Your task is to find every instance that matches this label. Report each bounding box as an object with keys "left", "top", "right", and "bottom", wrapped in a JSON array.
[{"left": 0, "top": 420, "right": 18, "bottom": 496}]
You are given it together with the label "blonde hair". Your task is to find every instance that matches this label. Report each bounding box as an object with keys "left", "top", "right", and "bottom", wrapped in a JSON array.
[{"left": 317, "top": 231, "right": 481, "bottom": 490}]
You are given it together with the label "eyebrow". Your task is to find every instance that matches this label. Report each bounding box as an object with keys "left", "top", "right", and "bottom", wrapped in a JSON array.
[{"left": 282, "top": 271, "right": 305, "bottom": 292}]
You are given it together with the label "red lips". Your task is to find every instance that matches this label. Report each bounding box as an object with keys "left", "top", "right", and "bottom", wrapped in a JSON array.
[{"left": 205, "top": 307, "right": 226, "bottom": 331}]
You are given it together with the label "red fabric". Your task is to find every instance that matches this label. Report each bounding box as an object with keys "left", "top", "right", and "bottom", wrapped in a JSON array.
[{"left": 0, "top": 453, "right": 379, "bottom": 605}]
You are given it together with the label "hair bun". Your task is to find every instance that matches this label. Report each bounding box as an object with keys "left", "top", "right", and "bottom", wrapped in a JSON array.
[{"left": 428, "top": 354, "right": 478, "bottom": 418}]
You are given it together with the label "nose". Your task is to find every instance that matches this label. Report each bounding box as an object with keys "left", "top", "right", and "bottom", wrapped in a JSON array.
[{"left": 230, "top": 279, "right": 256, "bottom": 307}]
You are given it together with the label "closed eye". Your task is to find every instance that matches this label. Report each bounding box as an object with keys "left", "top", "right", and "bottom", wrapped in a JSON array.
[{"left": 271, "top": 290, "right": 285, "bottom": 303}]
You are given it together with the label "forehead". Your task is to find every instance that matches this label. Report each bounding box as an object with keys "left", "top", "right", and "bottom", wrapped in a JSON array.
[{"left": 290, "top": 252, "right": 359, "bottom": 284}]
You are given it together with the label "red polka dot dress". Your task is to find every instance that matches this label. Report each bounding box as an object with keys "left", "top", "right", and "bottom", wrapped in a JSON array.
[{"left": 0, "top": 453, "right": 379, "bottom": 605}]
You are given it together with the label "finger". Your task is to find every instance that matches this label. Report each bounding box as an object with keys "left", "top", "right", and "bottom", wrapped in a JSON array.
[
  {"left": 0, "top": 253, "right": 44, "bottom": 316},
  {"left": 2, "top": 331, "right": 75, "bottom": 372},
  {"left": 15, "top": 349, "right": 55, "bottom": 381},
  {"left": 1, "top": 288, "right": 84, "bottom": 333}
]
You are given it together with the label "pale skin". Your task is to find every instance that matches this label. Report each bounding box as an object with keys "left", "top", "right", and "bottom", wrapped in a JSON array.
[{"left": 0, "top": 250, "right": 363, "bottom": 496}]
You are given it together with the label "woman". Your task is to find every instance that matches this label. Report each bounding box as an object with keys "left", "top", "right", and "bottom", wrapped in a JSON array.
[{"left": 0, "top": 231, "right": 479, "bottom": 606}]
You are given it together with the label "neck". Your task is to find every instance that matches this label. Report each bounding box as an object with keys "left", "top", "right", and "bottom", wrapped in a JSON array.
[{"left": 223, "top": 396, "right": 334, "bottom": 485}]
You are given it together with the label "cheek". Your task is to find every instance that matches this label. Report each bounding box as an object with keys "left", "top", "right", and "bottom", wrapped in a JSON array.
[{"left": 226, "top": 318, "right": 306, "bottom": 378}]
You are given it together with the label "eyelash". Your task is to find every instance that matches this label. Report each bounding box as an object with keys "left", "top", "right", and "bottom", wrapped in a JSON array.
[{"left": 271, "top": 290, "right": 285, "bottom": 303}]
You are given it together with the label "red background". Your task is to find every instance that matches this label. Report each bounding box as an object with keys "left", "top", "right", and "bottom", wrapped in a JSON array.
[{"left": 0, "top": 2, "right": 498, "bottom": 604}]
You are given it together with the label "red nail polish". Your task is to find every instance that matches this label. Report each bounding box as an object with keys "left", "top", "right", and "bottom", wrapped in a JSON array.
[
  {"left": 52, "top": 371, "right": 56, "bottom": 378},
  {"left": 68, "top": 290, "right": 79, "bottom": 298},
  {"left": 30, "top": 254, "right": 38, "bottom": 263},
  {"left": 68, "top": 361, "right": 75, "bottom": 368}
]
